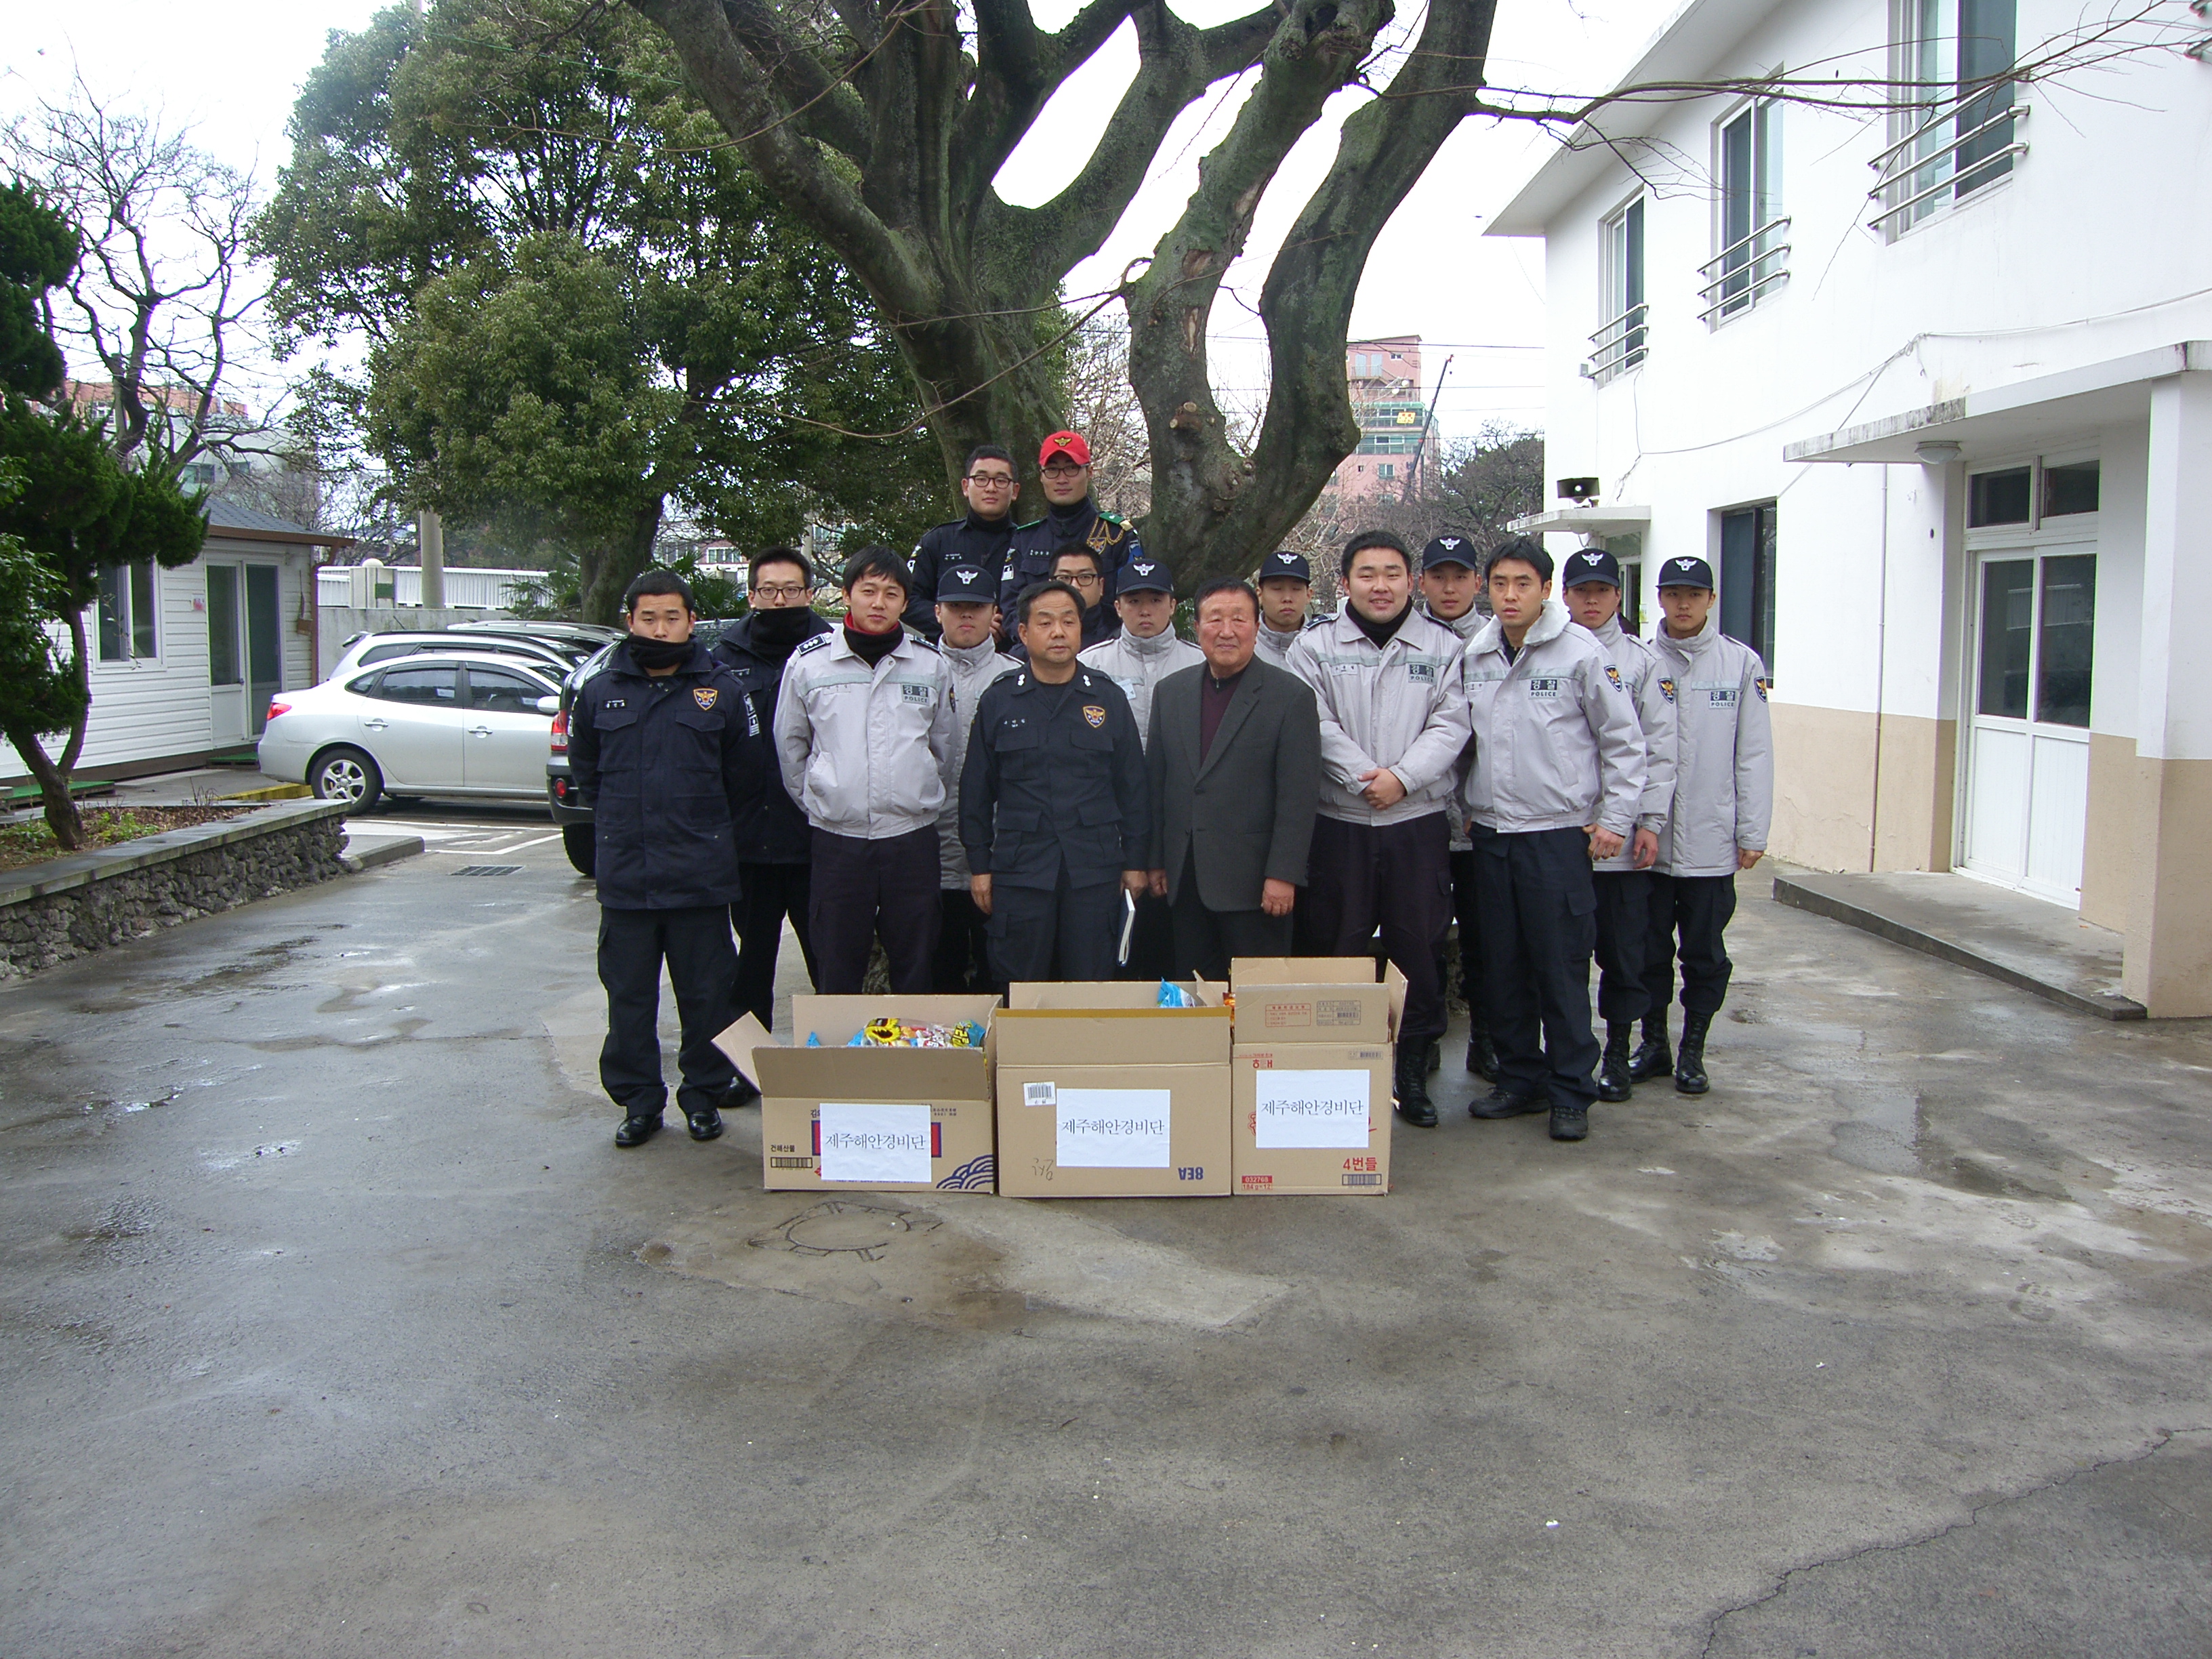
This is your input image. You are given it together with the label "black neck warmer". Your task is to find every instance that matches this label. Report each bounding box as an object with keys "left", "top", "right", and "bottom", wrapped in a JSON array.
[
  {"left": 1351, "top": 600, "right": 1411, "bottom": 649},
  {"left": 747, "top": 606, "right": 818, "bottom": 660},
  {"left": 844, "top": 623, "right": 902, "bottom": 667},
  {"left": 626, "top": 635, "right": 693, "bottom": 672}
]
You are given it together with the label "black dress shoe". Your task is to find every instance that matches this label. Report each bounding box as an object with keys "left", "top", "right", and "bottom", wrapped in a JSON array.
[
  {"left": 614, "top": 1115, "right": 662, "bottom": 1148},
  {"left": 1469, "top": 1086, "right": 1545, "bottom": 1120},
  {"left": 1466, "top": 1025, "right": 1500, "bottom": 1084},
  {"left": 686, "top": 1107, "right": 725, "bottom": 1142},
  {"left": 718, "top": 1076, "right": 761, "bottom": 1110},
  {"left": 1549, "top": 1101, "right": 1589, "bottom": 1141}
]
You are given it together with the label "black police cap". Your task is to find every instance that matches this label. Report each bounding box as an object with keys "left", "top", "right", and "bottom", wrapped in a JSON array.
[
  {"left": 936, "top": 564, "right": 994, "bottom": 602},
  {"left": 1420, "top": 534, "right": 1481, "bottom": 571},
  {"left": 1259, "top": 549, "right": 1311, "bottom": 584},
  {"left": 1562, "top": 546, "right": 1622, "bottom": 588},
  {"left": 1657, "top": 554, "right": 1717, "bottom": 592}
]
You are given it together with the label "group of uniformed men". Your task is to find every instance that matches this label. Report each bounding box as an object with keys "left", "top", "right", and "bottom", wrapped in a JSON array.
[{"left": 571, "top": 430, "right": 1773, "bottom": 1151}]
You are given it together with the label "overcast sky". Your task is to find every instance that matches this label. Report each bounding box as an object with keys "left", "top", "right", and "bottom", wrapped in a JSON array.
[{"left": 1, "top": 0, "right": 1656, "bottom": 443}]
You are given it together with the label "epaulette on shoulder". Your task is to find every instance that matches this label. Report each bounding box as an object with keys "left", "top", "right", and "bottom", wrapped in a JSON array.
[
  {"left": 794, "top": 633, "right": 832, "bottom": 656},
  {"left": 909, "top": 633, "right": 939, "bottom": 652},
  {"left": 1096, "top": 510, "right": 1125, "bottom": 527},
  {"left": 1012, "top": 516, "right": 1045, "bottom": 532},
  {"left": 1302, "top": 613, "right": 1332, "bottom": 632}
]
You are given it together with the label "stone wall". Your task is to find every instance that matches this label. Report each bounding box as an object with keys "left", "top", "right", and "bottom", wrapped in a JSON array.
[{"left": 0, "top": 802, "right": 350, "bottom": 980}]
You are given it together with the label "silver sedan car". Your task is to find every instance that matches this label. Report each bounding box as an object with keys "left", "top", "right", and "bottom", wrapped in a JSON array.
[{"left": 258, "top": 652, "right": 565, "bottom": 809}]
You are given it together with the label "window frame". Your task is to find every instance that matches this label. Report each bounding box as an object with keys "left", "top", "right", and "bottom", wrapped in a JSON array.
[
  {"left": 1717, "top": 501, "right": 1779, "bottom": 678},
  {"left": 1591, "top": 192, "right": 1647, "bottom": 383},
  {"left": 1703, "top": 95, "right": 1787, "bottom": 326},
  {"left": 95, "top": 560, "right": 159, "bottom": 665},
  {"left": 1877, "top": 0, "right": 2021, "bottom": 238},
  {"left": 1965, "top": 452, "right": 2101, "bottom": 539}
]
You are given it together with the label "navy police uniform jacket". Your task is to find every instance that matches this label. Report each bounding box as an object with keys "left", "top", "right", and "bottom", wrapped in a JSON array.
[
  {"left": 959, "top": 666, "right": 1151, "bottom": 890},
  {"left": 568, "top": 638, "right": 757, "bottom": 911},
  {"left": 711, "top": 608, "right": 832, "bottom": 865},
  {"left": 998, "top": 499, "right": 1141, "bottom": 636},
  {"left": 905, "top": 510, "right": 1018, "bottom": 637}
]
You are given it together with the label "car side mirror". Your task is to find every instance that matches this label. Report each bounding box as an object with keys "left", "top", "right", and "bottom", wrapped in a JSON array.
[{"left": 536, "top": 696, "right": 562, "bottom": 715}]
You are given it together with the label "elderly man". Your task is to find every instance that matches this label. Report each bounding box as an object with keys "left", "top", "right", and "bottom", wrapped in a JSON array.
[{"left": 1145, "top": 578, "right": 1321, "bottom": 981}]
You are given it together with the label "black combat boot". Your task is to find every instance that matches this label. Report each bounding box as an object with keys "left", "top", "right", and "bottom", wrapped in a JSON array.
[
  {"left": 1395, "top": 1040, "right": 1439, "bottom": 1128},
  {"left": 1470, "top": 1084, "right": 1545, "bottom": 1120},
  {"left": 1549, "top": 1100, "right": 1589, "bottom": 1141},
  {"left": 1675, "top": 1009, "right": 1713, "bottom": 1094},
  {"left": 1627, "top": 1017, "right": 1673, "bottom": 1082},
  {"left": 1465, "top": 1020, "right": 1500, "bottom": 1084},
  {"left": 1596, "top": 1022, "right": 1634, "bottom": 1103}
]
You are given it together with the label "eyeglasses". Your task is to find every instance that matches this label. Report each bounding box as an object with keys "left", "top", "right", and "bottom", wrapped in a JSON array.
[
  {"left": 1041, "top": 462, "right": 1087, "bottom": 478},
  {"left": 964, "top": 472, "right": 1017, "bottom": 489},
  {"left": 751, "top": 582, "right": 813, "bottom": 602},
  {"left": 1057, "top": 571, "right": 1102, "bottom": 588}
]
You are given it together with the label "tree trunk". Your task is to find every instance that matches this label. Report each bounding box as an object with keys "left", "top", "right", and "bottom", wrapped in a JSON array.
[
  {"left": 17, "top": 608, "right": 96, "bottom": 851},
  {"left": 579, "top": 498, "right": 667, "bottom": 626}
]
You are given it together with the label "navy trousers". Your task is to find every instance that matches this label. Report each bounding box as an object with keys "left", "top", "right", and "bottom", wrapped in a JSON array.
[
  {"left": 1591, "top": 867, "right": 1654, "bottom": 1025},
  {"left": 1303, "top": 813, "right": 1452, "bottom": 1044},
  {"left": 1471, "top": 825, "right": 1600, "bottom": 1109},
  {"left": 1645, "top": 872, "right": 1738, "bottom": 1017},
  {"left": 808, "top": 827, "right": 941, "bottom": 996},
  {"left": 989, "top": 873, "right": 1123, "bottom": 984},
  {"left": 597, "top": 903, "right": 740, "bottom": 1121},
  {"left": 733, "top": 861, "right": 817, "bottom": 1031}
]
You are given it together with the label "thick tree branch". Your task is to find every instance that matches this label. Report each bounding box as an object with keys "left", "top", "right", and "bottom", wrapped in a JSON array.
[
  {"left": 1242, "top": 0, "right": 1495, "bottom": 557},
  {"left": 976, "top": 0, "right": 1281, "bottom": 293},
  {"left": 630, "top": 0, "right": 932, "bottom": 312},
  {"left": 719, "top": 0, "right": 874, "bottom": 160},
  {"left": 958, "top": 0, "right": 1141, "bottom": 193}
]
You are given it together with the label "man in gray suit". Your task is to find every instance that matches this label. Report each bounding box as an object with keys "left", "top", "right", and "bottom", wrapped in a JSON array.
[{"left": 1145, "top": 577, "right": 1322, "bottom": 982}]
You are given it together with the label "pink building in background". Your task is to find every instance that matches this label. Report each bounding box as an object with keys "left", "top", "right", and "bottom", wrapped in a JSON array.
[{"left": 1326, "top": 336, "right": 1440, "bottom": 505}]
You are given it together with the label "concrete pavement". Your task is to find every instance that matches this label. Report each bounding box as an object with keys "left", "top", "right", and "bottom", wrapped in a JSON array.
[{"left": 1, "top": 830, "right": 2207, "bottom": 1658}]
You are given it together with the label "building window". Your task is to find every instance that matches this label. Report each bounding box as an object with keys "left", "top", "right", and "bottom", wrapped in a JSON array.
[
  {"left": 1875, "top": 0, "right": 2020, "bottom": 234},
  {"left": 1603, "top": 533, "right": 1644, "bottom": 635},
  {"left": 96, "top": 562, "right": 157, "bottom": 661},
  {"left": 1969, "top": 459, "right": 2096, "bottom": 529},
  {"left": 1701, "top": 100, "right": 1786, "bottom": 324},
  {"left": 184, "top": 462, "right": 218, "bottom": 487},
  {"left": 1591, "top": 198, "right": 1646, "bottom": 382},
  {"left": 2043, "top": 459, "right": 2100, "bottom": 518},
  {"left": 1378, "top": 464, "right": 1396, "bottom": 482},
  {"left": 1719, "top": 504, "right": 1778, "bottom": 676}
]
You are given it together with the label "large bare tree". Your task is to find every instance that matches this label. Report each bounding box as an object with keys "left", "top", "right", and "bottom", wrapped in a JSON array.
[
  {"left": 5, "top": 82, "right": 269, "bottom": 472},
  {"left": 630, "top": 0, "right": 1498, "bottom": 580}
]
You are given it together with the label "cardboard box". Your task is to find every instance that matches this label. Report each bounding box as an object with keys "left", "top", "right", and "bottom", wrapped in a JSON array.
[
  {"left": 1227, "top": 959, "right": 1403, "bottom": 1195},
  {"left": 1228, "top": 957, "right": 1404, "bottom": 1046},
  {"left": 994, "top": 981, "right": 1232, "bottom": 1197},
  {"left": 715, "top": 996, "right": 1000, "bottom": 1193},
  {"left": 1231, "top": 1043, "right": 1394, "bottom": 1195}
]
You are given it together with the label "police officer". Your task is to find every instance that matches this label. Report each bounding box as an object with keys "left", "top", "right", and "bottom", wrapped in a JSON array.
[
  {"left": 1050, "top": 544, "right": 1120, "bottom": 652},
  {"left": 1641, "top": 554, "right": 1773, "bottom": 1094},
  {"left": 905, "top": 445, "right": 1020, "bottom": 638},
  {"left": 713, "top": 547, "right": 832, "bottom": 1036},
  {"left": 568, "top": 571, "right": 756, "bottom": 1149},
  {"left": 999, "top": 430, "right": 1143, "bottom": 636},
  {"left": 1417, "top": 533, "right": 1494, "bottom": 1084},
  {"left": 1287, "top": 530, "right": 1473, "bottom": 1128},
  {"left": 1559, "top": 546, "right": 1678, "bottom": 1102},
  {"left": 774, "top": 547, "right": 958, "bottom": 994},
  {"left": 1254, "top": 550, "right": 1315, "bottom": 666},
  {"left": 1080, "top": 555, "right": 1202, "bottom": 977},
  {"left": 933, "top": 562, "right": 1018, "bottom": 993},
  {"left": 961, "top": 579, "right": 1151, "bottom": 983},
  {"left": 1458, "top": 539, "right": 1643, "bottom": 1143}
]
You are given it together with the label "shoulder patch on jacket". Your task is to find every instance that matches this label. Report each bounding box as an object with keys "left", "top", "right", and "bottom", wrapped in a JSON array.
[
  {"left": 1603, "top": 663, "right": 1623, "bottom": 691},
  {"left": 793, "top": 634, "right": 832, "bottom": 657},
  {"left": 692, "top": 686, "right": 719, "bottom": 710},
  {"left": 1755, "top": 677, "right": 1770, "bottom": 701},
  {"left": 1082, "top": 704, "right": 1106, "bottom": 728},
  {"left": 1657, "top": 677, "right": 1677, "bottom": 703}
]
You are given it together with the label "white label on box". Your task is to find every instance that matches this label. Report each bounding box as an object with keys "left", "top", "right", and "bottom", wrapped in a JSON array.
[
  {"left": 815, "top": 1102, "right": 932, "bottom": 1183},
  {"left": 1253, "top": 1069, "right": 1371, "bottom": 1149},
  {"left": 1055, "top": 1088, "right": 1171, "bottom": 1168},
  {"left": 1024, "top": 1081, "right": 1057, "bottom": 1107}
]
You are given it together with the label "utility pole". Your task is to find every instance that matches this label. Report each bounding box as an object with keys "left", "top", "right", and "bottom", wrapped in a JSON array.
[
  {"left": 417, "top": 507, "right": 445, "bottom": 609},
  {"left": 1401, "top": 354, "right": 1454, "bottom": 504}
]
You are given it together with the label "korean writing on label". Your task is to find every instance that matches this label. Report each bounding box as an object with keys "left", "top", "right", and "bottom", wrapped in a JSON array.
[
  {"left": 1254, "top": 1069, "right": 1372, "bottom": 1149},
  {"left": 1055, "top": 1088, "right": 1172, "bottom": 1168},
  {"left": 1526, "top": 676, "right": 1565, "bottom": 700},
  {"left": 815, "top": 1102, "right": 933, "bottom": 1183}
]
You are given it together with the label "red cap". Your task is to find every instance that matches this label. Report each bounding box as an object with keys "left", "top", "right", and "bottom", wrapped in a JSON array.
[{"left": 1039, "top": 430, "right": 1091, "bottom": 468}]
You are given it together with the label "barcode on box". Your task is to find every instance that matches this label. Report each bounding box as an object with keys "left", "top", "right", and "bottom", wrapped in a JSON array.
[
  {"left": 770, "top": 1155, "right": 816, "bottom": 1169},
  {"left": 1341, "top": 1172, "right": 1383, "bottom": 1187},
  {"left": 1316, "top": 999, "right": 1366, "bottom": 1025},
  {"left": 1024, "top": 1082, "right": 1056, "bottom": 1107}
]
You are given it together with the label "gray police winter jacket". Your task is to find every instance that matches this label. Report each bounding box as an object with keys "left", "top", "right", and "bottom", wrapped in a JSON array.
[
  {"left": 937, "top": 637, "right": 1019, "bottom": 888},
  {"left": 1288, "top": 606, "right": 1473, "bottom": 827},
  {"left": 1254, "top": 621, "right": 1305, "bottom": 668},
  {"left": 1648, "top": 611, "right": 1772, "bottom": 877},
  {"left": 1585, "top": 613, "right": 1679, "bottom": 872},
  {"left": 1078, "top": 627, "right": 1204, "bottom": 747},
  {"left": 1458, "top": 599, "right": 1645, "bottom": 838},
  {"left": 773, "top": 628, "right": 958, "bottom": 840}
]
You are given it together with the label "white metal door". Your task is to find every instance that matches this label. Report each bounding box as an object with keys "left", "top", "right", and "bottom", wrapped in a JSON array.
[
  {"left": 205, "top": 563, "right": 247, "bottom": 747},
  {"left": 1961, "top": 546, "right": 2095, "bottom": 905}
]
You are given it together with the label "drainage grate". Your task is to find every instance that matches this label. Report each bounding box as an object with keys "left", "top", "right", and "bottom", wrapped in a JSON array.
[{"left": 449, "top": 863, "right": 523, "bottom": 877}]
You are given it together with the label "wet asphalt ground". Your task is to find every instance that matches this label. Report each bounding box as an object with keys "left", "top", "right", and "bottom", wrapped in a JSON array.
[{"left": 3, "top": 802, "right": 2209, "bottom": 1658}]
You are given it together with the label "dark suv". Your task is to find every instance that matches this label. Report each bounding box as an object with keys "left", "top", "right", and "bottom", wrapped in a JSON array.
[{"left": 545, "top": 621, "right": 735, "bottom": 877}]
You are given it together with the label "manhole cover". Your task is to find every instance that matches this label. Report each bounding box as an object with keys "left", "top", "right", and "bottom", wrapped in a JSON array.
[
  {"left": 749, "top": 1200, "right": 940, "bottom": 1262},
  {"left": 449, "top": 864, "right": 522, "bottom": 876}
]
